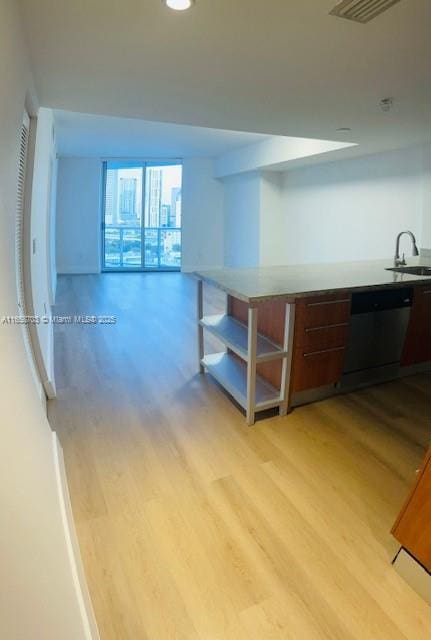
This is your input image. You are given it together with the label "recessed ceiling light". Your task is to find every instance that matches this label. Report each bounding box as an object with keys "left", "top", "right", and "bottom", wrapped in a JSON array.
[{"left": 164, "top": 0, "right": 194, "bottom": 10}]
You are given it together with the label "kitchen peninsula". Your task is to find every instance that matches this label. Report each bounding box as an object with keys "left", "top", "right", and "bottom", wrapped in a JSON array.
[{"left": 196, "top": 258, "right": 431, "bottom": 425}]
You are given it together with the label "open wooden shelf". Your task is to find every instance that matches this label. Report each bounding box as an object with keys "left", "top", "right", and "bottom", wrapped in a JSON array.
[
  {"left": 201, "top": 352, "right": 281, "bottom": 412},
  {"left": 196, "top": 279, "right": 292, "bottom": 424},
  {"left": 200, "top": 314, "right": 286, "bottom": 363}
]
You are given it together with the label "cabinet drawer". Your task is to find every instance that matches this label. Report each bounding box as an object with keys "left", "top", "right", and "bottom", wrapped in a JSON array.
[
  {"left": 296, "top": 294, "right": 352, "bottom": 328},
  {"left": 296, "top": 322, "right": 350, "bottom": 350},
  {"left": 292, "top": 345, "right": 346, "bottom": 393},
  {"left": 402, "top": 286, "right": 431, "bottom": 366}
]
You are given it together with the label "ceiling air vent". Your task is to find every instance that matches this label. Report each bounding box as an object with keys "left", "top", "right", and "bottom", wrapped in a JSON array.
[{"left": 329, "top": 0, "right": 402, "bottom": 23}]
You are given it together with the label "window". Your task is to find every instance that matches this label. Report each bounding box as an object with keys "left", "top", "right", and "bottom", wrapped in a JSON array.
[{"left": 102, "top": 161, "right": 182, "bottom": 270}]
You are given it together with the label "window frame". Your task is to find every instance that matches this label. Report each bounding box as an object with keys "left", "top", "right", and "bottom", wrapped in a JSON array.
[{"left": 101, "top": 158, "right": 183, "bottom": 273}]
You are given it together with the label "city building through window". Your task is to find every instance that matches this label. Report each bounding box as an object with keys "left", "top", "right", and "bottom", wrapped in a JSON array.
[{"left": 102, "top": 161, "right": 182, "bottom": 270}]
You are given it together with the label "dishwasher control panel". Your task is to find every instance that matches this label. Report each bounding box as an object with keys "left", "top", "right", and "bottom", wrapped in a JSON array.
[{"left": 350, "top": 287, "right": 413, "bottom": 314}]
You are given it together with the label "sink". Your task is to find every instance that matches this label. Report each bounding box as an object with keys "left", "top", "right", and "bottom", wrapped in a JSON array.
[{"left": 386, "top": 265, "right": 431, "bottom": 276}]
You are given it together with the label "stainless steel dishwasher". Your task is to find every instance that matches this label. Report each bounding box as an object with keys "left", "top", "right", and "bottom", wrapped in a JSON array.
[{"left": 341, "top": 287, "right": 413, "bottom": 388}]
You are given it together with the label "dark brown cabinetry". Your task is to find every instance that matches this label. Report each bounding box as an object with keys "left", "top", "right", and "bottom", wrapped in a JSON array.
[
  {"left": 229, "top": 292, "right": 352, "bottom": 396},
  {"left": 392, "top": 448, "right": 431, "bottom": 571},
  {"left": 290, "top": 294, "right": 351, "bottom": 393},
  {"left": 228, "top": 283, "right": 431, "bottom": 408},
  {"left": 402, "top": 286, "right": 431, "bottom": 366},
  {"left": 229, "top": 293, "right": 352, "bottom": 395}
]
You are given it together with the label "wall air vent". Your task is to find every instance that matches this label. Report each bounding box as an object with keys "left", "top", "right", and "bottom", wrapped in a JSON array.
[{"left": 329, "top": 0, "right": 402, "bottom": 23}]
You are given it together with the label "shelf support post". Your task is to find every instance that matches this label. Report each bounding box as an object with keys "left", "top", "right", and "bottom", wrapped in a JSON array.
[
  {"left": 197, "top": 279, "right": 204, "bottom": 373},
  {"left": 279, "top": 302, "right": 295, "bottom": 416},
  {"left": 226, "top": 293, "right": 232, "bottom": 316},
  {"left": 246, "top": 305, "right": 258, "bottom": 425}
]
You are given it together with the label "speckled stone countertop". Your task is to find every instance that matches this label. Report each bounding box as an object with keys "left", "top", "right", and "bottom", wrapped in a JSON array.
[{"left": 195, "top": 257, "right": 431, "bottom": 303}]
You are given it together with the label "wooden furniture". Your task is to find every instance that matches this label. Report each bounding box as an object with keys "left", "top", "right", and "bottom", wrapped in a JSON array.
[
  {"left": 198, "top": 277, "right": 431, "bottom": 424},
  {"left": 199, "top": 285, "right": 353, "bottom": 424},
  {"left": 290, "top": 294, "right": 351, "bottom": 394},
  {"left": 402, "top": 285, "right": 431, "bottom": 366},
  {"left": 228, "top": 292, "right": 352, "bottom": 398},
  {"left": 197, "top": 281, "right": 295, "bottom": 425},
  {"left": 228, "top": 296, "right": 288, "bottom": 391},
  {"left": 392, "top": 447, "right": 431, "bottom": 571}
]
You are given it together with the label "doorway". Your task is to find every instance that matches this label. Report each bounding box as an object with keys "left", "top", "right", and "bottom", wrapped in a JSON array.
[{"left": 102, "top": 160, "right": 182, "bottom": 271}]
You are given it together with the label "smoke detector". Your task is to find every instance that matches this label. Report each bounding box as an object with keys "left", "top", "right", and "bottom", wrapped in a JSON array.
[
  {"left": 380, "top": 98, "right": 394, "bottom": 112},
  {"left": 329, "top": 0, "right": 402, "bottom": 24}
]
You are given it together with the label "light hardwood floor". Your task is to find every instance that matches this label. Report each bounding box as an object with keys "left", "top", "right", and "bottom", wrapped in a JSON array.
[{"left": 48, "top": 273, "right": 431, "bottom": 640}]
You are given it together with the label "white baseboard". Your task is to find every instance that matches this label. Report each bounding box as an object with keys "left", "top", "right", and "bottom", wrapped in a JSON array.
[
  {"left": 43, "top": 323, "right": 56, "bottom": 401},
  {"left": 181, "top": 264, "right": 222, "bottom": 273},
  {"left": 57, "top": 266, "right": 101, "bottom": 275},
  {"left": 52, "top": 432, "right": 100, "bottom": 640},
  {"left": 58, "top": 265, "right": 221, "bottom": 275}
]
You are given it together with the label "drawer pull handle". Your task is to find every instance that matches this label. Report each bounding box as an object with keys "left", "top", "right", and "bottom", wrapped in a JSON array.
[
  {"left": 306, "top": 298, "right": 351, "bottom": 308},
  {"left": 305, "top": 322, "right": 349, "bottom": 333},
  {"left": 423, "top": 290, "right": 431, "bottom": 295},
  {"left": 303, "top": 346, "right": 346, "bottom": 358}
]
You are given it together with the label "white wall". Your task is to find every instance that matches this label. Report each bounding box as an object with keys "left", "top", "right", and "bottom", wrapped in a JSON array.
[
  {"left": 422, "top": 144, "right": 431, "bottom": 251},
  {"left": 281, "top": 146, "right": 424, "bottom": 265},
  {"left": 222, "top": 146, "right": 427, "bottom": 268},
  {"left": 0, "top": 2, "right": 95, "bottom": 638},
  {"left": 223, "top": 172, "right": 260, "bottom": 268},
  {"left": 223, "top": 171, "right": 288, "bottom": 268},
  {"left": 56, "top": 156, "right": 224, "bottom": 273},
  {"left": 181, "top": 157, "right": 224, "bottom": 271},
  {"left": 56, "top": 158, "right": 102, "bottom": 274},
  {"left": 259, "top": 172, "right": 285, "bottom": 266}
]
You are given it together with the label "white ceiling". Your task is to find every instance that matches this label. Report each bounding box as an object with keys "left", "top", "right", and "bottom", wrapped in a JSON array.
[
  {"left": 19, "top": 0, "right": 431, "bottom": 159},
  {"left": 54, "top": 110, "right": 269, "bottom": 158}
]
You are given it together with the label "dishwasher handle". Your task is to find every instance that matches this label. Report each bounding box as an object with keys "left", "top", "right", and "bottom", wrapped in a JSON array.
[{"left": 350, "top": 287, "right": 413, "bottom": 315}]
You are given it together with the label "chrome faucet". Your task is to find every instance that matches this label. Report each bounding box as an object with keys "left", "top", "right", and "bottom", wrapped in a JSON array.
[{"left": 394, "top": 230, "right": 419, "bottom": 267}]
